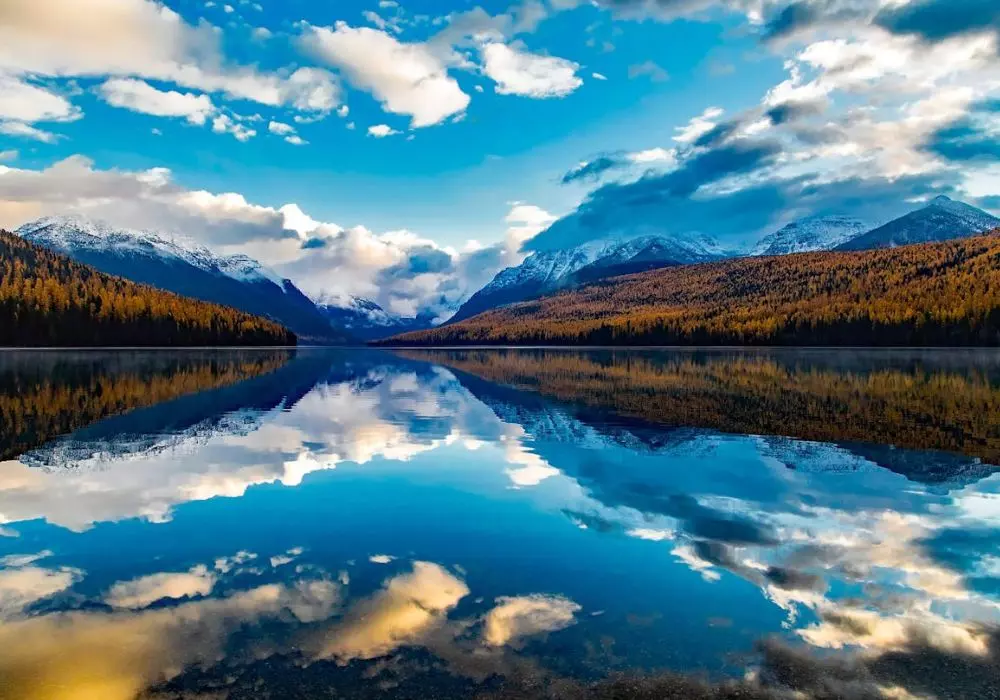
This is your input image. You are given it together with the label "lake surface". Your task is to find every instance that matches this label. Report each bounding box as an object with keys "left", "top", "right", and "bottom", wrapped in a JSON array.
[{"left": 1, "top": 348, "right": 999, "bottom": 700}]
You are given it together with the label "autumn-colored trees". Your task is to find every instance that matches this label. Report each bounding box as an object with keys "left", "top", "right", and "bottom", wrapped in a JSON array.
[
  {"left": 0, "top": 230, "right": 296, "bottom": 346},
  {"left": 0, "top": 351, "right": 291, "bottom": 461},
  {"left": 384, "top": 232, "right": 1000, "bottom": 347},
  {"left": 403, "top": 349, "right": 1000, "bottom": 463}
]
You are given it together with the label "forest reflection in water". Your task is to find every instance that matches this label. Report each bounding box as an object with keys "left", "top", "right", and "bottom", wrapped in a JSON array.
[{"left": 0, "top": 348, "right": 997, "bottom": 700}]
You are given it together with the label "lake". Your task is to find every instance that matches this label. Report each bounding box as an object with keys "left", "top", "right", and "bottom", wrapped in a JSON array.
[{"left": 1, "top": 348, "right": 998, "bottom": 700}]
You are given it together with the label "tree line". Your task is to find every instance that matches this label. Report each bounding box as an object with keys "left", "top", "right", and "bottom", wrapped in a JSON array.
[
  {"left": 0, "top": 351, "right": 290, "bottom": 461},
  {"left": 401, "top": 349, "right": 1000, "bottom": 465},
  {"left": 0, "top": 230, "right": 296, "bottom": 346},
  {"left": 384, "top": 232, "right": 1000, "bottom": 347}
]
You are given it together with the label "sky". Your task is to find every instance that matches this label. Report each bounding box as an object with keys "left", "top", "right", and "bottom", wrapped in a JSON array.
[{"left": 0, "top": 0, "right": 998, "bottom": 319}]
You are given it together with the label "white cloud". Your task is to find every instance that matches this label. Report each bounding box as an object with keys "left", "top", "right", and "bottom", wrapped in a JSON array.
[
  {"left": 367, "top": 123, "right": 400, "bottom": 138},
  {"left": 301, "top": 22, "right": 469, "bottom": 127},
  {"left": 99, "top": 78, "right": 216, "bottom": 125},
  {"left": 285, "top": 134, "right": 308, "bottom": 146},
  {"left": 308, "top": 562, "right": 468, "bottom": 661},
  {"left": 673, "top": 106, "right": 724, "bottom": 143},
  {"left": 337, "top": 104, "right": 350, "bottom": 118},
  {"left": 270, "top": 547, "right": 304, "bottom": 568},
  {"left": 628, "top": 147, "right": 677, "bottom": 165},
  {"left": 591, "top": 71, "right": 607, "bottom": 80},
  {"left": 369, "top": 554, "right": 396, "bottom": 564},
  {"left": 0, "top": 550, "right": 52, "bottom": 567},
  {"left": 0, "top": 0, "right": 339, "bottom": 115},
  {"left": 268, "top": 120, "right": 295, "bottom": 136},
  {"left": 504, "top": 202, "right": 556, "bottom": 252},
  {"left": 0, "top": 121, "right": 60, "bottom": 143},
  {"left": 0, "top": 150, "right": 17, "bottom": 161},
  {"left": 481, "top": 42, "right": 582, "bottom": 98},
  {"left": 0, "top": 565, "right": 81, "bottom": 619},
  {"left": 0, "top": 73, "right": 80, "bottom": 124},
  {"left": 482, "top": 594, "right": 581, "bottom": 646},
  {"left": 211, "top": 113, "right": 256, "bottom": 142},
  {"left": 0, "top": 156, "right": 511, "bottom": 321},
  {"left": 214, "top": 551, "right": 258, "bottom": 574},
  {"left": 105, "top": 565, "right": 217, "bottom": 609},
  {"left": 0, "top": 578, "right": 342, "bottom": 700},
  {"left": 251, "top": 26, "right": 272, "bottom": 41}
]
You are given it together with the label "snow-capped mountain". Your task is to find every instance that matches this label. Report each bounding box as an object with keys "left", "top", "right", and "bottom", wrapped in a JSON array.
[
  {"left": 448, "top": 233, "right": 725, "bottom": 323},
  {"left": 15, "top": 215, "right": 348, "bottom": 344},
  {"left": 836, "top": 196, "right": 1000, "bottom": 251},
  {"left": 751, "top": 215, "right": 871, "bottom": 256},
  {"left": 316, "top": 295, "right": 436, "bottom": 341},
  {"left": 17, "top": 215, "right": 286, "bottom": 286}
]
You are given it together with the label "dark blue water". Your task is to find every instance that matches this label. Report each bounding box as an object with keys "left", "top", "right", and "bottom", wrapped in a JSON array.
[{"left": 0, "top": 348, "right": 998, "bottom": 699}]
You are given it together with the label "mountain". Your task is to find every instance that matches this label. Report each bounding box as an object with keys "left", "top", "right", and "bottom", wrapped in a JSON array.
[
  {"left": 316, "top": 296, "right": 436, "bottom": 341},
  {"left": 448, "top": 234, "right": 725, "bottom": 323},
  {"left": 0, "top": 229, "right": 295, "bottom": 347},
  {"left": 752, "top": 215, "right": 871, "bottom": 256},
  {"left": 15, "top": 215, "right": 347, "bottom": 344},
  {"left": 836, "top": 196, "right": 999, "bottom": 251},
  {"left": 379, "top": 232, "right": 1000, "bottom": 347}
]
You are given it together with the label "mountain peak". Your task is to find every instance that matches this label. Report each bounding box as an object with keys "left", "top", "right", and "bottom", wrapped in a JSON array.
[
  {"left": 752, "top": 214, "right": 871, "bottom": 256},
  {"left": 17, "top": 214, "right": 287, "bottom": 289},
  {"left": 836, "top": 196, "right": 999, "bottom": 251}
]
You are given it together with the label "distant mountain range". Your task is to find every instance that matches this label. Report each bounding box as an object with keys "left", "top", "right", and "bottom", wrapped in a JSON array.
[
  {"left": 446, "top": 196, "right": 998, "bottom": 324},
  {"left": 315, "top": 296, "right": 436, "bottom": 341},
  {"left": 380, "top": 232, "right": 1000, "bottom": 347},
  {"left": 13, "top": 195, "right": 999, "bottom": 342}
]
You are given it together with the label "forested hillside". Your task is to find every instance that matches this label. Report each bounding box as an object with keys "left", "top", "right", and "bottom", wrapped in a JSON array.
[
  {"left": 0, "top": 230, "right": 296, "bottom": 346},
  {"left": 0, "top": 351, "right": 291, "bottom": 461},
  {"left": 400, "top": 349, "right": 1000, "bottom": 466},
  {"left": 383, "top": 232, "right": 1000, "bottom": 347}
]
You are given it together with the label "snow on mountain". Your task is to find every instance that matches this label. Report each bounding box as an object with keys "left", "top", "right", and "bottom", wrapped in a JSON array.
[
  {"left": 15, "top": 215, "right": 348, "bottom": 344},
  {"left": 17, "top": 215, "right": 287, "bottom": 289},
  {"left": 836, "top": 196, "right": 1000, "bottom": 251},
  {"left": 449, "top": 233, "right": 725, "bottom": 323},
  {"left": 316, "top": 295, "right": 436, "bottom": 341},
  {"left": 751, "top": 215, "right": 871, "bottom": 256}
]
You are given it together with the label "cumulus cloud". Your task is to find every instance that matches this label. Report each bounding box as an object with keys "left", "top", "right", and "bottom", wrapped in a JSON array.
[
  {"left": 481, "top": 42, "right": 583, "bottom": 98},
  {"left": 105, "top": 565, "right": 217, "bottom": 609},
  {"left": 0, "top": 565, "right": 80, "bottom": 619},
  {"left": 0, "top": 156, "right": 502, "bottom": 318},
  {"left": 0, "top": 0, "right": 340, "bottom": 121},
  {"left": 0, "top": 578, "right": 341, "bottom": 700},
  {"left": 367, "top": 123, "right": 401, "bottom": 137},
  {"left": 482, "top": 594, "right": 581, "bottom": 646},
  {"left": 0, "top": 73, "right": 80, "bottom": 124},
  {"left": 301, "top": 22, "right": 469, "bottom": 127},
  {"left": 98, "top": 78, "right": 216, "bottom": 125},
  {"left": 308, "top": 561, "right": 468, "bottom": 661}
]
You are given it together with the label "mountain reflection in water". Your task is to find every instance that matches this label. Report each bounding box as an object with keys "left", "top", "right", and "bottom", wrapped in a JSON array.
[{"left": 0, "top": 348, "right": 998, "bottom": 700}]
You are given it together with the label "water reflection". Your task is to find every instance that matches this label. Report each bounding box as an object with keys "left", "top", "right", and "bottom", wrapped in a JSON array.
[{"left": 0, "top": 348, "right": 998, "bottom": 699}]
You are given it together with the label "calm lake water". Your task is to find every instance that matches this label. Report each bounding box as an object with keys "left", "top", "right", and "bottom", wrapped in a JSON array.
[{"left": 1, "top": 348, "right": 999, "bottom": 699}]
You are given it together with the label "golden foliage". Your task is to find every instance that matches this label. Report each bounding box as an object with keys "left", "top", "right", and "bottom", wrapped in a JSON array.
[
  {"left": 401, "top": 349, "right": 1000, "bottom": 462},
  {"left": 387, "top": 232, "right": 1000, "bottom": 347},
  {"left": 0, "top": 351, "right": 291, "bottom": 461},
  {"left": 0, "top": 230, "right": 296, "bottom": 346}
]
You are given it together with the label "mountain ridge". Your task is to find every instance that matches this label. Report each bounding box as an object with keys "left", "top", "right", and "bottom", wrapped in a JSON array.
[
  {"left": 16, "top": 215, "right": 348, "bottom": 345},
  {"left": 448, "top": 233, "right": 726, "bottom": 324},
  {"left": 379, "top": 232, "right": 1000, "bottom": 347}
]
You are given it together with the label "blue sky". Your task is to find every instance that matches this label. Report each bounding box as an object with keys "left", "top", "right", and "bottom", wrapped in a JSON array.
[{"left": 0, "top": 0, "right": 998, "bottom": 317}]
